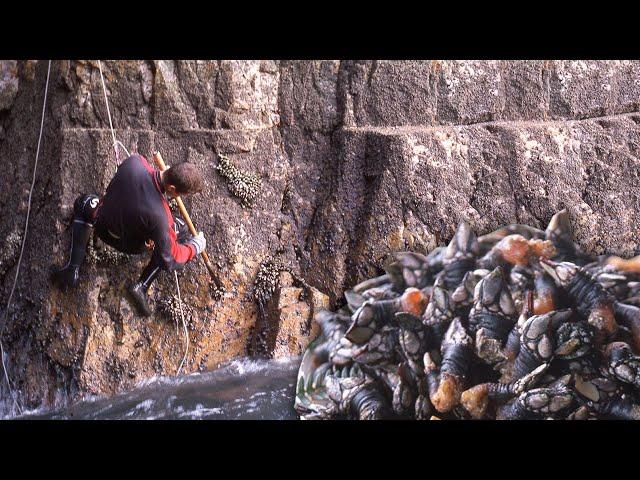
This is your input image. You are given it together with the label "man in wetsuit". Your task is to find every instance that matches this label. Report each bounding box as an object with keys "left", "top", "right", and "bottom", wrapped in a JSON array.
[{"left": 51, "top": 153, "right": 207, "bottom": 317}]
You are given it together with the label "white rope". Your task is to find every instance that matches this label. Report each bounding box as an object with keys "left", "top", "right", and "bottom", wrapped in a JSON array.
[
  {"left": 115, "top": 140, "right": 130, "bottom": 158},
  {"left": 174, "top": 272, "right": 189, "bottom": 376},
  {"left": 1, "top": 60, "right": 52, "bottom": 415},
  {"left": 97, "top": 60, "right": 120, "bottom": 165}
]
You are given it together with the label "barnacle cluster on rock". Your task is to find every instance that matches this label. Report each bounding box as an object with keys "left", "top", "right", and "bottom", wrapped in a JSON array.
[
  {"left": 209, "top": 283, "right": 225, "bottom": 302},
  {"left": 253, "top": 257, "right": 285, "bottom": 309},
  {"left": 86, "top": 236, "right": 129, "bottom": 266},
  {"left": 251, "top": 257, "right": 289, "bottom": 355},
  {"left": 281, "top": 183, "right": 293, "bottom": 213},
  {"left": 215, "top": 153, "right": 261, "bottom": 208},
  {"left": 295, "top": 210, "right": 640, "bottom": 420},
  {"left": 158, "top": 294, "right": 195, "bottom": 330},
  {"left": 0, "top": 228, "right": 22, "bottom": 274}
]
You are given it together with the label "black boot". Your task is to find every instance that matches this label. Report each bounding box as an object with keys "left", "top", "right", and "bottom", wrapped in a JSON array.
[
  {"left": 127, "top": 261, "right": 162, "bottom": 317},
  {"left": 51, "top": 219, "right": 93, "bottom": 289}
]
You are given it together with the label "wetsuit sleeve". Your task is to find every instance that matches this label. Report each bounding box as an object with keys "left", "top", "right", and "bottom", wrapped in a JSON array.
[{"left": 149, "top": 213, "right": 197, "bottom": 272}]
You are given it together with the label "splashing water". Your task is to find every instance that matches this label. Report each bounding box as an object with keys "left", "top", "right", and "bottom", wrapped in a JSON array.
[{"left": 15, "top": 357, "right": 300, "bottom": 420}]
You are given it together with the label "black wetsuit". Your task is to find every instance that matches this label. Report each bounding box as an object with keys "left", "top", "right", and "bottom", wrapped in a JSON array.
[{"left": 80, "top": 154, "right": 195, "bottom": 271}]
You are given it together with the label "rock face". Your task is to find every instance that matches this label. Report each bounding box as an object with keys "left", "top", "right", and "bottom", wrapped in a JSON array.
[
  {"left": 259, "top": 271, "right": 329, "bottom": 360},
  {"left": 1, "top": 60, "right": 640, "bottom": 415}
]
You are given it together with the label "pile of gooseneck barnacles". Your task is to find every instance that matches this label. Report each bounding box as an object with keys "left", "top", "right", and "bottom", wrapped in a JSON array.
[{"left": 295, "top": 210, "right": 640, "bottom": 420}]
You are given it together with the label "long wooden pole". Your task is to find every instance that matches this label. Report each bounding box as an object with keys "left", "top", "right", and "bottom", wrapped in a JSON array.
[{"left": 152, "top": 151, "right": 222, "bottom": 291}]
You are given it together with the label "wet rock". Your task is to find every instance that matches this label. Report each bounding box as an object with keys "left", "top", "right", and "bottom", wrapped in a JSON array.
[
  {"left": 270, "top": 272, "right": 330, "bottom": 359},
  {"left": 214, "top": 60, "right": 280, "bottom": 130},
  {"left": 153, "top": 60, "right": 198, "bottom": 130},
  {"left": 61, "top": 60, "right": 154, "bottom": 129},
  {"left": 345, "top": 60, "right": 437, "bottom": 127}
]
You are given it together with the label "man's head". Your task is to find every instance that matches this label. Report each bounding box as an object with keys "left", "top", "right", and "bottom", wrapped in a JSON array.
[{"left": 162, "top": 163, "right": 204, "bottom": 198}]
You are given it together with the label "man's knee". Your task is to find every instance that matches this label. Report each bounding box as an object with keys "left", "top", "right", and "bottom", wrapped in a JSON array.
[{"left": 73, "top": 194, "right": 100, "bottom": 224}]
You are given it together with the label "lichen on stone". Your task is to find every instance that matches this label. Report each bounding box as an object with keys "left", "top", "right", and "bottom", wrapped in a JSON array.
[{"left": 215, "top": 153, "right": 261, "bottom": 208}]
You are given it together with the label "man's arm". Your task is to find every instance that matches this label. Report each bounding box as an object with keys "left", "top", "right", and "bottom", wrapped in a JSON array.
[{"left": 149, "top": 214, "right": 196, "bottom": 272}]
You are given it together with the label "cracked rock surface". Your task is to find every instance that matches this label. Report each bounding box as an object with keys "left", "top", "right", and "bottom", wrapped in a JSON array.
[{"left": 1, "top": 60, "right": 640, "bottom": 414}]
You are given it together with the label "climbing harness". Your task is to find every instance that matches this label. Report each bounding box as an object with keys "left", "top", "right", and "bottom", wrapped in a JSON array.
[{"left": 0, "top": 60, "right": 52, "bottom": 415}]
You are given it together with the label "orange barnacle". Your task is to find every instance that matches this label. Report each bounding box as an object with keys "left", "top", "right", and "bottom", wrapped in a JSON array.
[
  {"left": 533, "top": 271, "right": 557, "bottom": 315},
  {"left": 614, "top": 302, "right": 640, "bottom": 352},
  {"left": 533, "top": 293, "right": 556, "bottom": 316},
  {"left": 494, "top": 235, "right": 531, "bottom": 266},
  {"left": 533, "top": 271, "right": 557, "bottom": 316},
  {"left": 528, "top": 238, "right": 557, "bottom": 261},
  {"left": 588, "top": 303, "right": 618, "bottom": 347},
  {"left": 460, "top": 383, "right": 490, "bottom": 419},
  {"left": 431, "top": 375, "right": 462, "bottom": 413},
  {"left": 400, "top": 287, "right": 429, "bottom": 316},
  {"left": 493, "top": 235, "right": 557, "bottom": 267}
]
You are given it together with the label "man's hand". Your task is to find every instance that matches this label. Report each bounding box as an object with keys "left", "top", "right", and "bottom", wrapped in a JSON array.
[{"left": 189, "top": 231, "right": 206, "bottom": 256}]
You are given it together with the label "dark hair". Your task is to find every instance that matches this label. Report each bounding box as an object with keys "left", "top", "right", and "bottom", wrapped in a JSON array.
[{"left": 164, "top": 163, "right": 204, "bottom": 195}]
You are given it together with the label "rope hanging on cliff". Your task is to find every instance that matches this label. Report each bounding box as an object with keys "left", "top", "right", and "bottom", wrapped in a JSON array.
[
  {"left": 0, "top": 60, "right": 52, "bottom": 415},
  {"left": 97, "top": 61, "right": 130, "bottom": 170},
  {"left": 175, "top": 272, "right": 189, "bottom": 376}
]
